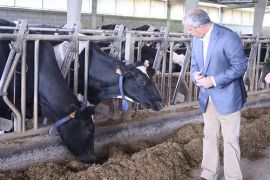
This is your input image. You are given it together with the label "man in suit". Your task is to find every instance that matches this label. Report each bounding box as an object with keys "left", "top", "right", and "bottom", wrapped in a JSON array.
[{"left": 183, "top": 9, "right": 248, "bottom": 180}]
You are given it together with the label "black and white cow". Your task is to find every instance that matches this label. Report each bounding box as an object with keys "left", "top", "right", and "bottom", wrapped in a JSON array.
[
  {"left": 263, "top": 63, "right": 270, "bottom": 76},
  {"left": 98, "top": 24, "right": 159, "bottom": 32},
  {"left": 75, "top": 42, "right": 164, "bottom": 110},
  {"left": 21, "top": 23, "right": 165, "bottom": 111},
  {"left": 131, "top": 25, "right": 186, "bottom": 73},
  {"left": 133, "top": 44, "right": 186, "bottom": 73},
  {"left": 0, "top": 19, "right": 95, "bottom": 163},
  {"left": 261, "top": 59, "right": 270, "bottom": 83}
]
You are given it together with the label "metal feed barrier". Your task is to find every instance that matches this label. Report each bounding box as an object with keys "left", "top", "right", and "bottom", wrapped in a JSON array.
[
  {"left": 0, "top": 21, "right": 270, "bottom": 136},
  {"left": 0, "top": 22, "right": 125, "bottom": 133}
]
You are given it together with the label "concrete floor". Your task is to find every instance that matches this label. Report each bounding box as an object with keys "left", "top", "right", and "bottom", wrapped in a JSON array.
[{"left": 193, "top": 147, "right": 270, "bottom": 180}]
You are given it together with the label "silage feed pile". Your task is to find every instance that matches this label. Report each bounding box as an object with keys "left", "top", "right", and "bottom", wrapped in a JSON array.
[{"left": 2, "top": 106, "right": 270, "bottom": 180}]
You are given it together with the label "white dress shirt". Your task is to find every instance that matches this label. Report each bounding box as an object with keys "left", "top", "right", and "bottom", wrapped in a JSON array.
[
  {"left": 200, "top": 23, "right": 217, "bottom": 86},
  {"left": 201, "top": 23, "right": 213, "bottom": 66}
]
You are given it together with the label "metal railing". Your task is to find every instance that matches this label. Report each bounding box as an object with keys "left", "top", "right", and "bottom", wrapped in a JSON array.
[
  {"left": 0, "top": 22, "right": 270, "bottom": 135},
  {"left": 0, "top": 22, "right": 125, "bottom": 133}
]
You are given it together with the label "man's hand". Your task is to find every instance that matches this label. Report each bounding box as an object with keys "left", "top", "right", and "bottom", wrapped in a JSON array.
[
  {"left": 194, "top": 72, "right": 203, "bottom": 86},
  {"left": 265, "top": 72, "right": 270, "bottom": 84},
  {"left": 197, "top": 76, "right": 214, "bottom": 89}
]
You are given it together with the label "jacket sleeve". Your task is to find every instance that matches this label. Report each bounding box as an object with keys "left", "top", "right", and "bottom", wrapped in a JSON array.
[{"left": 213, "top": 32, "right": 248, "bottom": 88}]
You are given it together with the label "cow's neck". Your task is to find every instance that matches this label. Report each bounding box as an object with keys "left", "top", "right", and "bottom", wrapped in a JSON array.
[
  {"left": 38, "top": 41, "right": 80, "bottom": 122},
  {"left": 87, "top": 57, "right": 124, "bottom": 104},
  {"left": 94, "top": 84, "right": 121, "bottom": 103}
]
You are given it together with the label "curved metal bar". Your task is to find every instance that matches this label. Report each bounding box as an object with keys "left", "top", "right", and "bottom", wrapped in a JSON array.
[
  {"left": 2, "top": 52, "right": 22, "bottom": 132},
  {"left": 171, "top": 44, "right": 191, "bottom": 105},
  {"left": 0, "top": 49, "right": 16, "bottom": 95}
]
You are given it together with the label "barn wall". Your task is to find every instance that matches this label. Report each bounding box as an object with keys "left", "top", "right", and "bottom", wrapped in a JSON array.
[
  {"left": 0, "top": 6, "right": 268, "bottom": 35},
  {"left": 0, "top": 7, "right": 67, "bottom": 25},
  {"left": 0, "top": 7, "right": 182, "bottom": 32},
  {"left": 221, "top": 24, "right": 253, "bottom": 35}
]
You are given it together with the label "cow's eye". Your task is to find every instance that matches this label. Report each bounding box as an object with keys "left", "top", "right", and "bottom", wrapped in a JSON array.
[{"left": 140, "top": 79, "right": 146, "bottom": 85}]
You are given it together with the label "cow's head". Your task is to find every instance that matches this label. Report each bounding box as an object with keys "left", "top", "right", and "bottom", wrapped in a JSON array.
[
  {"left": 119, "top": 61, "right": 164, "bottom": 111},
  {"left": 58, "top": 105, "right": 95, "bottom": 163}
]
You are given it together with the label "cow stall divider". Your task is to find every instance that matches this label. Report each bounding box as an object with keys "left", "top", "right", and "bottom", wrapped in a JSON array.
[
  {"left": 0, "top": 20, "right": 28, "bottom": 132},
  {"left": 124, "top": 29, "right": 197, "bottom": 107},
  {"left": 242, "top": 34, "right": 270, "bottom": 93},
  {"left": 0, "top": 23, "right": 125, "bottom": 134},
  {"left": 1, "top": 24, "right": 270, "bottom": 133}
]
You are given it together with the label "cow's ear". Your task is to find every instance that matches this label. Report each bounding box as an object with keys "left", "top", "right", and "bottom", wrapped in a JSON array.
[
  {"left": 133, "top": 61, "right": 144, "bottom": 67},
  {"left": 83, "top": 106, "right": 95, "bottom": 117},
  {"left": 116, "top": 67, "right": 128, "bottom": 76},
  {"left": 68, "top": 103, "right": 80, "bottom": 117},
  {"left": 115, "top": 68, "right": 122, "bottom": 75},
  {"left": 147, "top": 67, "right": 156, "bottom": 78},
  {"left": 124, "top": 69, "right": 135, "bottom": 77}
]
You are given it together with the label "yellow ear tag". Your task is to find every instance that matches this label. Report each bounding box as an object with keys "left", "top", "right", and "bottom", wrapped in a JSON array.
[
  {"left": 116, "top": 68, "right": 122, "bottom": 75},
  {"left": 69, "top": 111, "right": 76, "bottom": 119}
]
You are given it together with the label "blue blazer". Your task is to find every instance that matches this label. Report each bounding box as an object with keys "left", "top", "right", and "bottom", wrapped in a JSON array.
[{"left": 191, "top": 23, "right": 248, "bottom": 115}]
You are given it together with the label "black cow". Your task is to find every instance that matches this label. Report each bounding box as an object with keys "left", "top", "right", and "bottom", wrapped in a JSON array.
[
  {"left": 76, "top": 42, "right": 164, "bottom": 111},
  {"left": 132, "top": 24, "right": 160, "bottom": 32},
  {"left": 97, "top": 24, "right": 118, "bottom": 30},
  {"left": 0, "top": 19, "right": 95, "bottom": 163}
]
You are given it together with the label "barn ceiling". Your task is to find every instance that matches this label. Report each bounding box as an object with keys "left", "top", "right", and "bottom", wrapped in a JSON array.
[
  {"left": 200, "top": 0, "right": 270, "bottom": 9},
  {"left": 169, "top": 0, "right": 269, "bottom": 9}
]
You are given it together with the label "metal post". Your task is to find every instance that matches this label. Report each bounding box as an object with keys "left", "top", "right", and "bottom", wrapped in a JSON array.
[
  {"left": 109, "top": 24, "right": 125, "bottom": 60},
  {"left": 244, "top": 35, "right": 258, "bottom": 92},
  {"left": 84, "top": 41, "right": 90, "bottom": 103},
  {"left": 253, "top": 0, "right": 267, "bottom": 36},
  {"left": 137, "top": 41, "right": 142, "bottom": 62},
  {"left": 125, "top": 32, "right": 135, "bottom": 64},
  {"left": 33, "top": 40, "right": 40, "bottom": 130},
  {"left": 73, "top": 41, "right": 79, "bottom": 95},
  {"left": 21, "top": 40, "right": 27, "bottom": 132},
  {"left": 167, "top": 42, "right": 174, "bottom": 106},
  {"left": 67, "top": 0, "right": 82, "bottom": 29}
]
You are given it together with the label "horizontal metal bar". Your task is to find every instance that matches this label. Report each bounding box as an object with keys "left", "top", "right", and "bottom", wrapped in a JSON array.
[
  {"left": 0, "top": 26, "right": 117, "bottom": 34},
  {"left": 0, "top": 26, "right": 18, "bottom": 30},
  {"left": 12, "top": 34, "right": 118, "bottom": 41},
  {"left": 131, "top": 37, "right": 164, "bottom": 42}
]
